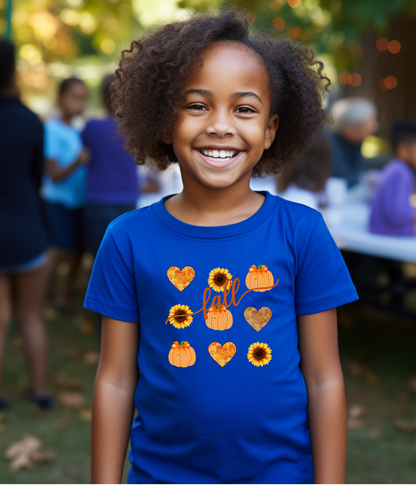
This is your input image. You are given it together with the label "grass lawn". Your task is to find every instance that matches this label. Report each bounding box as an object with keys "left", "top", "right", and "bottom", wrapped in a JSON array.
[{"left": 1, "top": 267, "right": 416, "bottom": 483}]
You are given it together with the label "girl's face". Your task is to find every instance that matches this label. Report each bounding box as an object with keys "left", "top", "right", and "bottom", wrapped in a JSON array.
[
  {"left": 166, "top": 43, "right": 279, "bottom": 190},
  {"left": 59, "top": 82, "right": 88, "bottom": 118}
]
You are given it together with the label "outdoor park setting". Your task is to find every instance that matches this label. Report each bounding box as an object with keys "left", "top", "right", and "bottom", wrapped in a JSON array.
[{"left": 1, "top": 0, "right": 416, "bottom": 485}]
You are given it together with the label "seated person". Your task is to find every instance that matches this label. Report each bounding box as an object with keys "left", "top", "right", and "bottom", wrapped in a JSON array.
[
  {"left": 368, "top": 121, "right": 416, "bottom": 236},
  {"left": 277, "top": 131, "right": 331, "bottom": 210},
  {"left": 328, "top": 97, "right": 378, "bottom": 188}
]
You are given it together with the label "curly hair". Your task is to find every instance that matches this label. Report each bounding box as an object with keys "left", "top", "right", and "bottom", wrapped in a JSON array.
[{"left": 112, "top": 9, "right": 330, "bottom": 176}]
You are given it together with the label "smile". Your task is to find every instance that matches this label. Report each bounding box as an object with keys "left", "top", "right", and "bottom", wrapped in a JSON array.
[
  {"left": 200, "top": 150, "right": 239, "bottom": 158},
  {"left": 197, "top": 149, "right": 243, "bottom": 168}
]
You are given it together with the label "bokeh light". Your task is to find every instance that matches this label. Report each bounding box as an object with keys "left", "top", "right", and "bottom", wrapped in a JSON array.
[
  {"left": 269, "top": 0, "right": 283, "bottom": 12},
  {"left": 339, "top": 71, "right": 350, "bottom": 85},
  {"left": 384, "top": 76, "right": 398, "bottom": 89},
  {"left": 272, "top": 17, "right": 285, "bottom": 30},
  {"left": 288, "top": 0, "right": 302, "bottom": 7},
  {"left": 348, "top": 73, "right": 362, "bottom": 86},
  {"left": 376, "top": 38, "right": 389, "bottom": 51},
  {"left": 378, "top": 78, "right": 388, "bottom": 91},
  {"left": 100, "top": 38, "right": 115, "bottom": 54},
  {"left": 387, "top": 40, "right": 401, "bottom": 54},
  {"left": 288, "top": 27, "right": 301, "bottom": 38}
]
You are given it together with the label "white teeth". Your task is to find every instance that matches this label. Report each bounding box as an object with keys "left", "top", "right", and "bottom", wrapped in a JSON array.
[{"left": 200, "top": 150, "right": 238, "bottom": 159}]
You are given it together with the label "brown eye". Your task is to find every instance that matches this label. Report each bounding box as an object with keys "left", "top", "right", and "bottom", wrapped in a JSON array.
[
  {"left": 188, "top": 104, "right": 207, "bottom": 111},
  {"left": 236, "top": 107, "right": 255, "bottom": 114}
]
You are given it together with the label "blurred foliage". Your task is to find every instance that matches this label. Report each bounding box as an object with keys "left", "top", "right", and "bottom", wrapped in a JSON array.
[
  {"left": 226, "top": 0, "right": 416, "bottom": 70},
  {"left": 0, "top": 0, "right": 414, "bottom": 113}
]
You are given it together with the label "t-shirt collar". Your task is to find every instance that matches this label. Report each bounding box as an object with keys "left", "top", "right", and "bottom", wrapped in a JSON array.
[{"left": 151, "top": 189, "right": 277, "bottom": 240}]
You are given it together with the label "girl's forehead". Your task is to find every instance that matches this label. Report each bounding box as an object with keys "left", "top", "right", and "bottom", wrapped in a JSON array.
[{"left": 186, "top": 42, "right": 269, "bottom": 90}]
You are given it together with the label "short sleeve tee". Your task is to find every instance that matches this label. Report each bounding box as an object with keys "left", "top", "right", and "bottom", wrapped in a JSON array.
[
  {"left": 42, "top": 118, "right": 87, "bottom": 209},
  {"left": 84, "top": 190, "right": 359, "bottom": 484}
]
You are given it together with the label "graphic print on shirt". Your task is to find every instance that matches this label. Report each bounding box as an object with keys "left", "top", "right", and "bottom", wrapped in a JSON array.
[
  {"left": 167, "top": 266, "right": 195, "bottom": 291},
  {"left": 245, "top": 265, "right": 274, "bottom": 292},
  {"left": 244, "top": 306, "right": 272, "bottom": 332},
  {"left": 205, "top": 304, "right": 233, "bottom": 330},
  {"left": 168, "top": 341, "right": 196, "bottom": 367},
  {"left": 168, "top": 304, "right": 194, "bottom": 329},
  {"left": 208, "top": 342, "right": 237, "bottom": 367},
  {"left": 247, "top": 342, "right": 272, "bottom": 367},
  {"left": 208, "top": 267, "right": 233, "bottom": 292}
]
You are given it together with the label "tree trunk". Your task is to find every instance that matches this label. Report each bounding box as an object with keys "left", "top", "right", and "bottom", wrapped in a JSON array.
[{"left": 341, "top": 12, "right": 416, "bottom": 138}]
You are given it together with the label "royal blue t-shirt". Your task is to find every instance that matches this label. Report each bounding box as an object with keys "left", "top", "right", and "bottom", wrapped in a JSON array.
[{"left": 84, "top": 190, "right": 359, "bottom": 484}]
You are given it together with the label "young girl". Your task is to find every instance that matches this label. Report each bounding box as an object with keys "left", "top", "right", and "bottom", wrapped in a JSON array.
[
  {"left": 43, "top": 77, "right": 89, "bottom": 312},
  {"left": 84, "top": 10, "right": 359, "bottom": 484}
]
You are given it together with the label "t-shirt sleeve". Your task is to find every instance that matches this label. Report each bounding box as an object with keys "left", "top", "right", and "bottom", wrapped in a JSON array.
[
  {"left": 43, "top": 122, "right": 60, "bottom": 160},
  {"left": 83, "top": 223, "right": 139, "bottom": 322},
  {"left": 295, "top": 212, "right": 359, "bottom": 315}
]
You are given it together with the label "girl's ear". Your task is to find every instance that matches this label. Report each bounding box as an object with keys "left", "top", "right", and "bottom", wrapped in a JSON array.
[
  {"left": 162, "top": 128, "right": 173, "bottom": 145},
  {"left": 264, "top": 114, "right": 279, "bottom": 150}
]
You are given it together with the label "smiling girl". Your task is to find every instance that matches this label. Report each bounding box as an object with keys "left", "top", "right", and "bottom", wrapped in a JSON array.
[{"left": 84, "top": 10, "right": 359, "bottom": 484}]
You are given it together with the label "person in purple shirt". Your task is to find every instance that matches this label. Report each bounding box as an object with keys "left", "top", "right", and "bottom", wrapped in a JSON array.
[
  {"left": 82, "top": 74, "right": 141, "bottom": 256},
  {"left": 369, "top": 121, "right": 416, "bottom": 236}
]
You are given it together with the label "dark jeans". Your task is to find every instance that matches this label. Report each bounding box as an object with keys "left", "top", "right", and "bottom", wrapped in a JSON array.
[{"left": 83, "top": 203, "right": 136, "bottom": 257}]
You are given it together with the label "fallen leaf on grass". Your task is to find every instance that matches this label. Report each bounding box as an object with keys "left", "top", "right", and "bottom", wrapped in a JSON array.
[
  {"left": 83, "top": 351, "right": 100, "bottom": 365},
  {"left": 394, "top": 418, "right": 416, "bottom": 433},
  {"left": 367, "top": 429, "right": 381, "bottom": 440},
  {"left": 58, "top": 392, "right": 84, "bottom": 411},
  {"left": 0, "top": 423, "right": 5, "bottom": 434},
  {"left": 79, "top": 409, "right": 92, "bottom": 421},
  {"left": 11, "top": 335, "right": 22, "bottom": 347},
  {"left": 53, "top": 418, "right": 71, "bottom": 430},
  {"left": 54, "top": 372, "right": 84, "bottom": 391},
  {"left": 74, "top": 315, "right": 96, "bottom": 336},
  {"left": 43, "top": 306, "right": 59, "bottom": 321},
  {"left": 65, "top": 348, "right": 89, "bottom": 361},
  {"left": 346, "top": 360, "right": 379, "bottom": 385},
  {"left": 348, "top": 404, "right": 366, "bottom": 419},
  {"left": 5, "top": 436, "right": 55, "bottom": 471}
]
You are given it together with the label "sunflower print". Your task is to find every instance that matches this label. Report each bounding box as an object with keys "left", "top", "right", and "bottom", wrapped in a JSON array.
[
  {"left": 168, "top": 304, "right": 193, "bottom": 329},
  {"left": 208, "top": 267, "right": 232, "bottom": 292},
  {"left": 247, "top": 342, "right": 272, "bottom": 367}
]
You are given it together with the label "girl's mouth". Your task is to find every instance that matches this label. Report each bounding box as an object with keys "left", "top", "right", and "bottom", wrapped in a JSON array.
[{"left": 197, "top": 149, "right": 242, "bottom": 168}]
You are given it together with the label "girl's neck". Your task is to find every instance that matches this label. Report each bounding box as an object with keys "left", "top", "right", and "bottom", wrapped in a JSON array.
[{"left": 164, "top": 168, "right": 265, "bottom": 227}]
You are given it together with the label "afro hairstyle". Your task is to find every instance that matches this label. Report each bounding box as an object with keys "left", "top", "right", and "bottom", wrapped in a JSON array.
[{"left": 111, "top": 9, "right": 330, "bottom": 176}]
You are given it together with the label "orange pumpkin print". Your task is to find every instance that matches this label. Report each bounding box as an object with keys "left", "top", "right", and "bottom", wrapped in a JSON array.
[
  {"left": 168, "top": 341, "right": 196, "bottom": 367},
  {"left": 245, "top": 265, "right": 274, "bottom": 292},
  {"left": 205, "top": 304, "right": 233, "bottom": 331}
]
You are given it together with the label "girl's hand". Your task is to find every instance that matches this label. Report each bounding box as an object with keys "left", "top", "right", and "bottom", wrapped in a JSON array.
[{"left": 78, "top": 147, "right": 90, "bottom": 165}]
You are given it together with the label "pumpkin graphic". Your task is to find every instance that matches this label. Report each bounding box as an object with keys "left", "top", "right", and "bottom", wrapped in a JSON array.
[
  {"left": 245, "top": 265, "right": 274, "bottom": 292},
  {"left": 205, "top": 304, "right": 233, "bottom": 331},
  {"left": 168, "top": 341, "right": 196, "bottom": 367}
]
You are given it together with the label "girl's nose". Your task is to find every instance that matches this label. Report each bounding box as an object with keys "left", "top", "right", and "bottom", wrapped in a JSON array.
[{"left": 205, "top": 109, "right": 236, "bottom": 138}]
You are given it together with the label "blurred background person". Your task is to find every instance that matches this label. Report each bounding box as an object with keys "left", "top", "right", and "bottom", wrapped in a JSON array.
[
  {"left": 328, "top": 97, "right": 379, "bottom": 188},
  {"left": 0, "top": 39, "right": 51, "bottom": 410},
  {"left": 277, "top": 132, "right": 331, "bottom": 210},
  {"left": 43, "top": 77, "right": 90, "bottom": 313},
  {"left": 369, "top": 121, "right": 416, "bottom": 237},
  {"left": 82, "top": 74, "right": 141, "bottom": 257}
]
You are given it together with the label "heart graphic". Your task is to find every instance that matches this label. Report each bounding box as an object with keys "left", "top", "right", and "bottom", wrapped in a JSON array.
[
  {"left": 167, "top": 266, "right": 195, "bottom": 291},
  {"left": 208, "top": 342, "right": 236, "bottom": 367},
  {"left": 244, "top": 307, "right": 272, "bottom": 332}
]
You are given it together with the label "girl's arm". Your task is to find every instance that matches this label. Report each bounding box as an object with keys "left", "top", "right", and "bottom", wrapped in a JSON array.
[
  {"left": 91, "top": 316, "right": 139, "bottom": 484},
  {"left": 297, "top": 308, "right": 348, "bottom": 484},
  {"left": 46, "top": 148, "right": 90, "bottom": 182}
]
